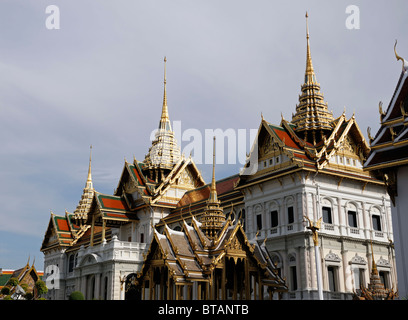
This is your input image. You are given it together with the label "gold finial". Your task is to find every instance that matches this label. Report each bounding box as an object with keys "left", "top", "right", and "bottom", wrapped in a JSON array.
[
  {"left": 159, "top": 56, "right": 171, "bottom": 131},
  {"left": 162, "top": 56, "right": 168, "bottom": 112},
  {"left": 209, "top": 136, "right": 218, "bottom": 203},
  {"left": 305, "top": 11, "right": 314, "bottom": 78},
  {"left": 87, "top": 145, "right": 92, "bottom": 181},
  {"left": 305, "top": 11, "right": 309, "bottom": 38},
  {"left": 164, "top": 56, "right": 167, "bottom": 85}
]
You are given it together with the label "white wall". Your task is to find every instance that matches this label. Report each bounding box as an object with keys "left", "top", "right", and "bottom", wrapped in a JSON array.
[{"left": 392, "top": 165, "right": 408, "bottom": 299}]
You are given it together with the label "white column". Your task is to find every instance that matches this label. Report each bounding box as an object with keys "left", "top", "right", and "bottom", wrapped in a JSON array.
[
  {"left": 315, "top": 245, "right": 324, "bottom": 300},
  {"left": 94, "top": 274, "right": 101, "bottom": 300}
]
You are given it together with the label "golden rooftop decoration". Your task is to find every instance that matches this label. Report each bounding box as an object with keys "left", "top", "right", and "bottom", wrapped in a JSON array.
[
  {"left": 73, "top": 145, "right": 95, "bottom": 221},
  {"left": 200, "top": 137, "right": 226, "bottom": 240},
  {"left": 354, "top": 241, "right": 398, "bottom": 300},
  {"left": 144, "top": 57, "right": 182, "bottom": 180},
  {"left": 291, "top": 12, "right": 335, "bottom": 144}
]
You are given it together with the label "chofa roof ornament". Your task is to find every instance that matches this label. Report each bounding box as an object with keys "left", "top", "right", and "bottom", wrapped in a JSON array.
[{"left": 394, "top": 40, "right": 408, "bottom": 72}]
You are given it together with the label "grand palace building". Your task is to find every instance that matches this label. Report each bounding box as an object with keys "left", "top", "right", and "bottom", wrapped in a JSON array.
[{"left": 41, "top": 15, "right": 398, "bottom": 300}]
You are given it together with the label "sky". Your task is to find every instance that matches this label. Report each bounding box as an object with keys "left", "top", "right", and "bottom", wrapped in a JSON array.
[{"left": 0, "top": 0, "right": 407, "bottom": 271}]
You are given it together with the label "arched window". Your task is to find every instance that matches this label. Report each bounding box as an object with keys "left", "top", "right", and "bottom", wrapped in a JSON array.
[
  {"left": 321, "top": 198, "right": 334, "bottom": 225},
  {"left": 346, "top": 202, "right": 358, "bottom": 228},
  {"left": 371, "top": 207, "right": 382, "bottom": 232},
  {"left": 254, "top": 205, "right": 263, "bottom": 232}
]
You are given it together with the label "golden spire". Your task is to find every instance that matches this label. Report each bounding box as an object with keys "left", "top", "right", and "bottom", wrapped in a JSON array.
[
  {"left": 200, "top": 136, "right": 225, "bottom": 240},
  {"left": 209, "top": 136, "right": 218, "bottom": 203},
  {"left": 291, "top": 12, "right": 334, "bottom": 143},
  {"left": 159, "top": 56, "right": 171, "bottom": 131},
  {"left": 305, "top": 12, "right": 315, "bottom": 80},
  {"left": 86, "top": 145, "right": 93, "bottom": 190}
]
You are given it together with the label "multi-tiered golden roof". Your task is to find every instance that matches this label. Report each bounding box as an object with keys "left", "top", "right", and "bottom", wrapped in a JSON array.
[{"left": 291, "top": 12, "right": 335, "bottom": 145}]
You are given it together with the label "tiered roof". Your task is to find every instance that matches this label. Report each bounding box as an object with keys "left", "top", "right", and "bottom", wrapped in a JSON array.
[
  {"left": 42, "top": 58, "right": 205, "bottom": 253},
  {"left": 138, "top": 211, "right": 287, "bottom": 291},
  {"left": 363, "top": 42, "right": 408, "bottom": 204},
  {"left": 291, "top": 12, "right": 334, "bottom": 144},
  {"left": 364, "top": 42, "right": 408, "bottom": 171},
  {"left": 0, "top": 260, "right": 43, "bottom": 297},
  {"left": 237, "top": 13, "right": 379, "bottom": 189}
]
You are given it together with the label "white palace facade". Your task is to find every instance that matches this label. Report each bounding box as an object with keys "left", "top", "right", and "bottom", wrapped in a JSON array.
[{"left": 41, "top": 16, "right": 397, "bottom": 300}]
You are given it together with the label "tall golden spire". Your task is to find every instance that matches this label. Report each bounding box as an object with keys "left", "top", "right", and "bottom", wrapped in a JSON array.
[
  {"left": 305, "top": 12, "right": 315, "bottom": 82},
  {"left": 291, "top": 12, "right": 334, "bottom": 144},
  {"left": 85, "top": 145, "right": 93, "bottom": 190},
  {"left": 159, "top": 56, "right": 171, "bottom": 131},
  {"left": 144, "top": 57, "right": 181, "bottom": 180}
]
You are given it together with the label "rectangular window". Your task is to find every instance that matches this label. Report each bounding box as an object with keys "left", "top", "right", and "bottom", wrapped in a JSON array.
[
  {"left": 140, "top": 233, "right": 144, "bottom": 243},
  {"left": 256, "top": 214, "right": 262, "bottom": 231},
  {"left": 372, "top": 215, "right": 382, "bottom": 231},
  {"left": 288, "top": 206, "right": 294, "bottom": 224},
  {"left": 354, "top": 267, "right": 365, "bottom": 288},
  {"left": 271, "top": 210, "right": 279, "bottom": 228},
  {"left": 322, "top": 206, "right": 332, "bottom": 224},
  {"left": 327, "top": 266, "right": 337, "bottom": 292},
  {"left": 348, "top": 211, "right": 358, "bottom": 228},
  {"left": 290, "top": 266, "right": 297, "bottom": 291},
  {"left": 379, "top": 271, "right": 389, "bottom": 289}
]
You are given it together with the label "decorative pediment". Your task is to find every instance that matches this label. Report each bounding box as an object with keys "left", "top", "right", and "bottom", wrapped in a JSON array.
[
  {"left": 227, "top": 236, "right": 244, "bottom": 253},
  {"left": 338, "top": 136, "right": 356, "bottom": 155},
  {"left": 259, "top": 134, "right": 282, "bottom": 158},
  {"left": 350, "top": 253, "right": 367, "bottom": 265},
  {"left": 377, "top": 256, "right": 391, "bottom": 268},
  {"left": 257, "top": 123, "right": 286, "bottom": 158},
  {"left": 151, "top": 246, "right": 164, "bottom": 261},
  {"left": 325, "top": 250, "right": 341, "bottom": 263}
]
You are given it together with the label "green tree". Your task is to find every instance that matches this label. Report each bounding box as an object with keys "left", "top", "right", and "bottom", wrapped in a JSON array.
[
  {"left": 69, "top": 291, "right": 85, "bottom": 300},
  {"left": 8, "top": 277, "right": 19, "bottom": 287},
  {"left": 35, "top": 280, "right": 48, "bottom": 299},
  {"left": 1, "top": 287, "right": 10, "bottom": 295},
  {"left": 24, "top": 292, "right": 34, "bottom": 300}
]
